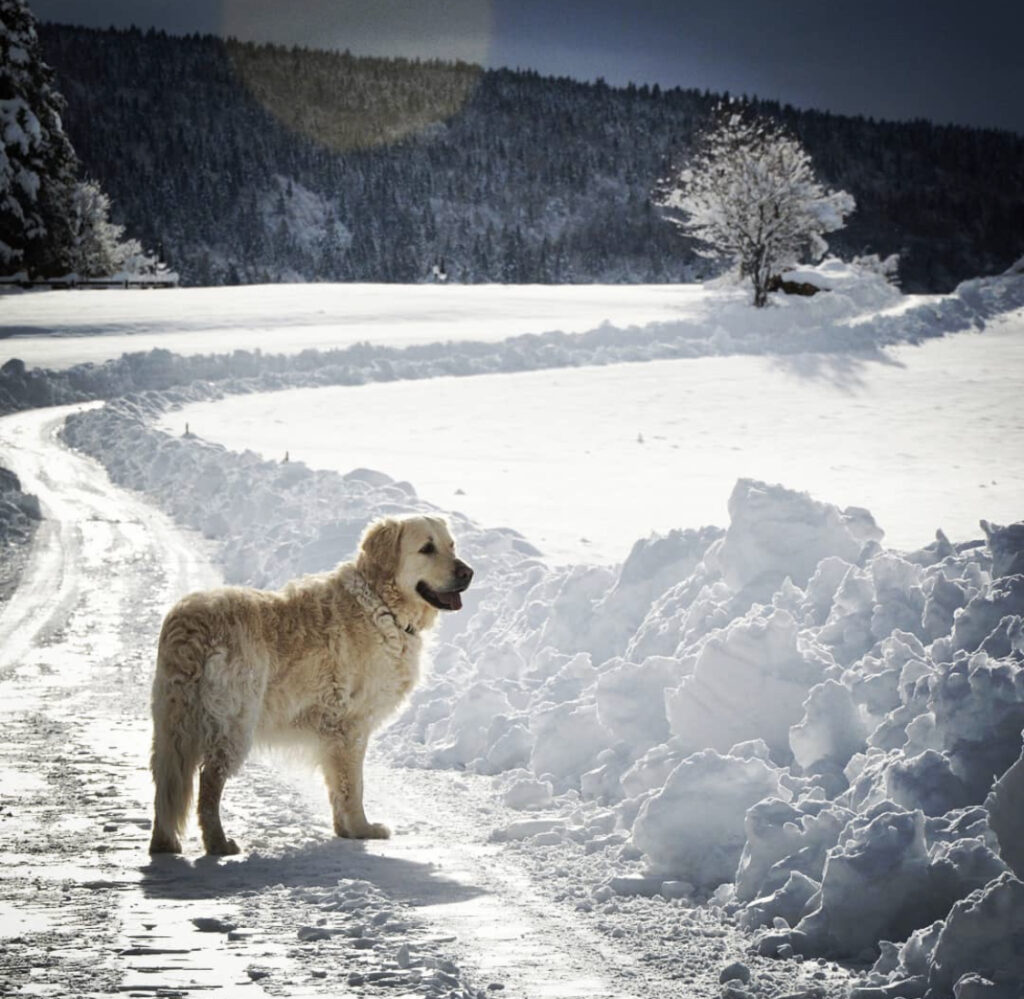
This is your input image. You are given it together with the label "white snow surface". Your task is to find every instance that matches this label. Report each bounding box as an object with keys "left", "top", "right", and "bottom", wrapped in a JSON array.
[
  {"left": 4, "top": 256, "right": 1018, "bottom": 378},
  {"left": 62, "top": 388, "right": 1024, "bottom": 980},
  {"left": 0, "top": 281, "right": 704, "bottom": 368},
  {"left": 4, "top": 263, "right": 1024, "bottom": 996},
  {"left": 0, "top": 406, "right": 862, "bottom": 999},
  {"left": 156, "top": 308, "right": 1024, "bottom": 564}
]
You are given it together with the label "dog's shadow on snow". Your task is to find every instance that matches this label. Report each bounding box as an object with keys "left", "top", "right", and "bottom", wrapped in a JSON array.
[{"left": 139, "top": 838, "right": 484, "bottom": 908}]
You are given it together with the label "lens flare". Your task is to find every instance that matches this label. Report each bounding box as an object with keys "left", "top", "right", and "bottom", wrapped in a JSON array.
[{"left": 220, "top": 0, "right": 493, "bottom": 152}]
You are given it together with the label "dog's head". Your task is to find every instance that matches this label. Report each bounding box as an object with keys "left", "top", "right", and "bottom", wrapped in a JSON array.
[{"left": 356, "top": 515, "right": 473, "bottom": 620}]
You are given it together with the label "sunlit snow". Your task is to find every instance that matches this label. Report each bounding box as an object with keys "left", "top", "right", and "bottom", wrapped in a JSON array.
[
  {"left": 1, "top": 282, "right": 704, "bottom": 369},
  {"left": 3, "top": 265, "right": 1023, "bottom": 998},
  {"left": 158, "top": 310, "right": 1024, "bottom": 563}
]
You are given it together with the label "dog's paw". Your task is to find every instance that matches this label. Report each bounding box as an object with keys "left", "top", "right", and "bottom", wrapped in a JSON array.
[
  {"left": 149, "top": 831, "right": 183, "bottom": 854},
  {"left": 338, "top": 821, "right": 391, "bottom": 840},
  {"left": 205, "top": 836, "right": 240, "bottom": 856}
]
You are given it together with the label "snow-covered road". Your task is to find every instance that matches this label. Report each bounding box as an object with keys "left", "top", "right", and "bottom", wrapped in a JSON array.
[{"left": 2, "top": 406, "right": 841, "bottom": 998}]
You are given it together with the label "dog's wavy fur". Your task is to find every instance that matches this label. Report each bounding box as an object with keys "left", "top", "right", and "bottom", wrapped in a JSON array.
[{"left": 148, "top": 514, "right": 471, "bottom": 855}]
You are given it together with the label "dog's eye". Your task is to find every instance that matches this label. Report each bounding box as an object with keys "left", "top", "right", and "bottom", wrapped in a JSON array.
[{"left": 419, "top": 542, "right": 436, "bottom": 556}]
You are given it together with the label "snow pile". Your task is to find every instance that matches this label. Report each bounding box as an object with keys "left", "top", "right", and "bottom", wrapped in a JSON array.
[
  {"left": 7, "top": 261, "right": 1024, "bottom": 420},
  {"left": 406, "top": 477, "right": 1023, "bottom": 986},
  {"left": 633, "top": 749, "right": 784, "bottom": 886},
  {"left": 62, "top": 399, "right": 1024, "bottom": 991},
  {"left": 784, "top": 254, "right": 899, "bottom": 294},
  {"left": 712, "top": 478, "right": 881, "bottom": 592},
  {"left": 61, "top": 399, "right": 494, "bottom": 598},
  {"left": 0, "top": 464, "right": 40, "bottom": 546},
  {"left": 0, "top": 464, "right": 42, "bottom": 601}
]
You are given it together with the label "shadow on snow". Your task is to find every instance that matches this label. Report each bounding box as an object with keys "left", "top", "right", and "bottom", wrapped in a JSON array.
[{"left": 140, "top": 838, "right": 485, "bottom": 908}]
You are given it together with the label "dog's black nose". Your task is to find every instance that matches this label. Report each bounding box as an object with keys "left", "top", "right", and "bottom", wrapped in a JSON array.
[{"left": 454, "top": 560, "right": 474, "bottom": 586}]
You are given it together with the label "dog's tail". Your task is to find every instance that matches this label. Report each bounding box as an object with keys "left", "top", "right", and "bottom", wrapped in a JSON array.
[{"left": 149, "top": 609, "right": 207, "bottom": 853}]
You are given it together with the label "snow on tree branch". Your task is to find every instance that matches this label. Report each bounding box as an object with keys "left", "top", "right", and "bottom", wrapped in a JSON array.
[{"left": 656, "top": 108, "right": 855, "bottom": 307}]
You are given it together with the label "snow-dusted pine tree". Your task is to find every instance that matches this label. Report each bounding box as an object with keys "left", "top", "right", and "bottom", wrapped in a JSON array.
[
  {"left": 0, "top": 0, "right": 79, "bottom": 277},
  {"left": 657, "top": 108, "right": 855, "bottom": 306}
]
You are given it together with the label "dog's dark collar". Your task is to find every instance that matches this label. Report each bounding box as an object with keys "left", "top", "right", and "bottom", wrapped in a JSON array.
[
  {"left": 389, "top": 612, "right": 417, "bottom": 637},
  {"left": 341, "top": 569, "right": 419, "bottom": 642}
]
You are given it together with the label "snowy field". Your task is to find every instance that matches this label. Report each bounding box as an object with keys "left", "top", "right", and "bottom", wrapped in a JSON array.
[
  {"left": 0, "top": 282, "right": 705, "bottom": 369},
  {"left": 3, "top": 265, "right": 1024, "bottom": 998},
  {"left": 159, "top": 309, "right": 1024, "bottom": 564}
]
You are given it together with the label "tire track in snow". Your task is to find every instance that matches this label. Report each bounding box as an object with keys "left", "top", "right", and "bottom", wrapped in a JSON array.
[{"left": 0, "top": 404, "right": 260, "bottom": 995}]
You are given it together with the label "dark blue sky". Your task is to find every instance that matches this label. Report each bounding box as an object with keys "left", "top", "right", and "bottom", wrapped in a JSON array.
[{"left": 29, "top": 0, "right": 1024, "bottom": 133}]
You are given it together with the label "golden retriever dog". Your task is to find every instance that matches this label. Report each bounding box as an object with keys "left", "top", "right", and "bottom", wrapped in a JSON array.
[{"left": 148, "top": 514, "right": 472, "bottom": 855}]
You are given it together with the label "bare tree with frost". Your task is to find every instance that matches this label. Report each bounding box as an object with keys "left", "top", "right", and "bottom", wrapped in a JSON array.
[
  {"left": 68, "top": 179, "right": 163, "bottom": 278},
  {"left": 657, "top": 109, "right": 855, "bottom": 307}
]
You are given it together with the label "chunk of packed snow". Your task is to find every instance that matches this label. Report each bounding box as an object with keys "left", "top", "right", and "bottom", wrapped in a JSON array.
[
  {"left": 712, "top": 478, "right": 881, "bottom": 593},
  {"left": 952, "top": 973, "right": 1021, "bottom": 999},
  {"left": 951, "top": 577, "right": 1024, "bottom": 653},
  {"left": 595, "top": 656, "right": 678, "bottom": 753},
  {"left": 842, "top": 749, "right": 973, "bottom": 817},
  {"left": 790, "top": 678, "right": 870, "bottom": 774},
  {"left": 924, "top": 873, "right": 1024, "bottom": 994},
  {"left": 985, "top": 742, "right": 1024, "bottom": 878},
  {"left": 981, "top": 520, "right": 1024, "bottom": 578},
  {"left": 737, "top": 870, "right": 821, "bottom": 931},
  {"left": 631, "top": 749, "right": 784, "bottom": 887},
  {"left": 428, "top": 682, "right": 515, "bottom": 769},
  {"left": 488, "top": 818, "right": 564, "bottom": 843},
  {"left": 901, "top": 654, "right": 1024, "bottom": 800},
  {"left": 735, "top": 793, "right": 852, "bottom": 905},
  {"left": 666, "top": 607, "right": 835, "bottom": 761},
  {"left": 502, "top": 777, "right": 554, "bottom": 811},
  {"left": 795, "top": 806, "right": 936, "bottom": 957},
  {"left": 795, "top": 803, "right": 1007, "bottom": 960},
  {"left": 529, "top": 700, "right": 612, "bottom": 789},
  {"left": 587, "top": 527, "right": 722, "bottom": 663}
]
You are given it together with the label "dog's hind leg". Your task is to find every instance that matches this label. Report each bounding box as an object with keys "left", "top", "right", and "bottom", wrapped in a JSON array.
[
  {"left": 195, "top": 649, "right": 264, "bottom": 855},
  {"left": 197, "top": 753, "right": 240, "bottom": 855},
  {"left": 321, "top": 730, "right": 390, "bottom": 840}
]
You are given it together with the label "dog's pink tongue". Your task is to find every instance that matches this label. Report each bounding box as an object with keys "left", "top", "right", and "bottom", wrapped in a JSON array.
[{"left": 447, "top": 592, "right": 463, "bottom": 611}]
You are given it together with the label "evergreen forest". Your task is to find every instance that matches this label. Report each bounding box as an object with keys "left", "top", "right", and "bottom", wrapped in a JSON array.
[{"left": 39, "top": 23, "right": 1024, "bottom": 291}]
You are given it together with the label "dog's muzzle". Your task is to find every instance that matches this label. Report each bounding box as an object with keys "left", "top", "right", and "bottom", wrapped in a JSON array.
[{"left": 416, "top": 560, "right": 473, "bottom": 611}]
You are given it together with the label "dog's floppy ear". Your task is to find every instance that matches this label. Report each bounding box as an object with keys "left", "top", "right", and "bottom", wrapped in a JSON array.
[{"left": 357, "top": 517, "right": 404, "bottom": 585}]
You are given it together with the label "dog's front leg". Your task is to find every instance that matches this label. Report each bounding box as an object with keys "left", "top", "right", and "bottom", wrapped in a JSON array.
[{"left": 321, "top": 731, "right": 390, "bottom": 839}]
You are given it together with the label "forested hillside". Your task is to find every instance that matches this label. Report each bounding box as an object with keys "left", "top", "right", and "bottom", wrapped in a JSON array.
[{"left": 39, "top": 23, "right": 1024, "bottom": 290}]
